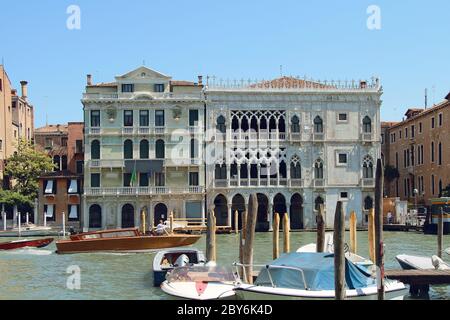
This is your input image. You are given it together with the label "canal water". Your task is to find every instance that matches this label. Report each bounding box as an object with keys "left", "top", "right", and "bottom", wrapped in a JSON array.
[{"left": 0, "top": 232, "right": 449, "bottom": 300}]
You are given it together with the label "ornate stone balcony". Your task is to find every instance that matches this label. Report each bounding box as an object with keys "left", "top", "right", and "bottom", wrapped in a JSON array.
[
  {"left": 361, "top": 178, "right": 375, "bottom": 188},
  {"left": 84, "top": 186, "right": 204, "bottom": 196}
]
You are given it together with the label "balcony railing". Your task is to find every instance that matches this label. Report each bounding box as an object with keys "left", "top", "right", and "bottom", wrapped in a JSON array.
[
  {"left": 122, "top": 127, "right": 134, "bottom": 135},
  {"left": 361, "top": 178, "right": 375, "bottom": 188},
  {"left": 138, "top": 127, "right": 150, "bottom": 135},
  {"left": 290, "top": 132, "right": 302, "bottom": 141},
  {"left": 88, "top": 160, "right": 125, "bottom": 168},
  {"left": 88, "top": 128, "right": 101, "bottom": 135},
  {"left": 214, "top": 178, "right": 291, "bottom": 188},
  {"left": 154, "top": 127, "right": 166, "bottom": 135},
  {"left": 313, "top": 179, "right": 325, "bottom": 188},
  {"left": 82, "top": 92, "right": 202, "bottom": 100},
  {"left": 313, "top": 133, "right": 325, "bottom": 142},
  {"left": 362, "top": 133, "right": 373, "bottom": 142},
  {"left": 85, "top": 186, "right": 204, "bottom": 196},
  {"left": 290, "top": 179, "right": 304, "bottom": 187}
]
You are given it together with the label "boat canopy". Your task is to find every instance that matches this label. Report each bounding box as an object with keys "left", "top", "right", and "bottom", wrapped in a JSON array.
[{"left": 255, "top": 253, "right": 375, "bottom": 291}]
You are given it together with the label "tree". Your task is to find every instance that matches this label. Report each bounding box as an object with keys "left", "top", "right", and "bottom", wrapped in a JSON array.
[
  {"left": 384, "top": 165, "right": 400, "bottom": 183},
  {"left": 4, "top": 139, "right": 55, "bottom": 205},
  {"left": 442, "top": 184, "right": 450, "bottom": 197}
]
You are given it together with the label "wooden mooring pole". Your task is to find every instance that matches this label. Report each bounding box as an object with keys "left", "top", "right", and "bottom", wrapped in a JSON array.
[
  {"left": 141, "top": 209, "right": 146, "bottom": 234},
  {"left": 283, "top": 213, "right": 290, "bottom": 253},
  {"left": 243, "top": 194, "right": 258, "bottom": 284},
  {"left": 169, "top": 211, "right": 174, "bottom": 234},
  {"left": 206, "top": 209, "right": 216, "bottom": 262},
  {"left": 438, "top": 208, "right": 444, "bottom": 258},
  {"left": 375, "top": 159, "right": 385, "bottom": 300},
  {"left": 239, "top": 210, "right": 248, "bottom": 267},
  {"left": 234, "top": 210, "right": 239, "bottom": 234},
  {"left": 350, "top": 211, "right": 357, "bottom": 254},
  {"left": 317, "top": 204, "right": 325, "bottom": 253},
  {"left": 334, "top": 201, "right": 345, "bottom": 300},
  {"left": 273, "top": 213, "right": 280, "bottom": 259},
  {"left": 368, "top": 208, "right": 375, "bottom": 262}
]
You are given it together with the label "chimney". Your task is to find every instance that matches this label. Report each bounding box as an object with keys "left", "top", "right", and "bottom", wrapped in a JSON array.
[
  {"left": 87, "top": 74, "right": 92, "bottom": 86},
  {"left": 198, "top": 75, "right": 203, "bottom": 86},
  {"left": 20, "top": 81, "right": 28, "bottom": 100}
]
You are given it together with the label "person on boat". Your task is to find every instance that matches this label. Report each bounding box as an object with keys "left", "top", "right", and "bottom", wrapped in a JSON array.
[{"left": 155, "top": 220, "right": 168, "bottom": 235}]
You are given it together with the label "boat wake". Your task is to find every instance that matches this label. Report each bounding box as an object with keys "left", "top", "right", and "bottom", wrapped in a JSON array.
[{"left": 1, "top": 248, "right": 53, "bottom": 256}]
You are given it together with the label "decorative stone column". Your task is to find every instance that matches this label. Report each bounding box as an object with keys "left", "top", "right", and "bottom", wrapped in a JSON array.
[
  {"left": 227, "top": 200, "right": 232, "bottom": 227},
  {"left": 268, "top": 201, "right": 273, "bottom": 232}
]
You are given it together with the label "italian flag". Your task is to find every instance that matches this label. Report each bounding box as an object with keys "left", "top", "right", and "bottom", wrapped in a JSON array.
[{"left": 130, "top": 161, "right": 137, "bottom": 187}]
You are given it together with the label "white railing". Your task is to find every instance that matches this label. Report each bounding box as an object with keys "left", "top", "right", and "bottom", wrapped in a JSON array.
[
  {"left": 85, "top": 186, "right": 204, "bottom": 196},
  {"left": 154, "top": 127, "right": 166, "bottom": 135},
  {"left": 83, "top": 92, "right": 202, "bottom": 100},
  {"left": 290, "top": 132, "right": 301, "bottom": 141},
  {"left": 313, "top": 133, "right": 325, "bottom": 142},
  {"left": 138, "top": 127, "right": 150, "bottom": 135},
  {"left": 313, "top": 179, "right": 325, "bottom": 188},
  {"left": 290, "top": 179, "right": 304, "bottom": 187},
  {"left": 362, "top": 133, "right": 373, "bottom": 142},
  {"left": 122, "top": 127, "right": 134, "bottom": 135},
  {"left": 206, "top": 76, "right": 381, "bottom": 92},
  {"left": 361, "top": 178, "right": 375, "bottom": 188},
  {"left": 214, "top": 180, "right": 228, "bottom": 188},
  {"left": 88, "top": 128, "right": 101, "bottom": 135},
  {"left": 216, "top": 178, "right": 290, "bottom": 188}
]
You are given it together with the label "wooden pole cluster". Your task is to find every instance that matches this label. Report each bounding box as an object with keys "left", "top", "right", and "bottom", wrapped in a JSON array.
[
  {"left": 283, "top": 213, "right": 290, "bottom": 253},
  {"left": 242, "top": 194, "right": 258, "bottom": 284},
  {"left": 374, "top": 159, "right": 385, "bottom": 300},
  {"left": 349, "top": 211, "right": 357, "bottom": 254},
  {"left": 316, "top": 204, "right": 325, "bottom": 253},
  {"left": 334, "top": 201, "right": 345, "bottom": 300},
  {"left": 273, "top": 213, "right": 280, "bottom": 259},
  {"left": 206, "top": 209, "right": 217, "bottom": 262},
  {"left": 234, "top": 210, "right": 239, "bottom": 234},
  {"left": 438, "top": 208, "right": 444, "bottom": 258},
  {"left": 368, "top": 208, "right": 375, "bottom": 262}
]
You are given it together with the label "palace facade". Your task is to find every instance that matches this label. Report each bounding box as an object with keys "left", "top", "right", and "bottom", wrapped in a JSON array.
[{"left": 82, "top": 67, "right": 382, "bottom": 231}]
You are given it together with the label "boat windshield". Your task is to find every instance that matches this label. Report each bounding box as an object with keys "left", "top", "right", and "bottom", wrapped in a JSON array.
[{"left": 166, "top": 266, "right": 236, "bottom": 283}]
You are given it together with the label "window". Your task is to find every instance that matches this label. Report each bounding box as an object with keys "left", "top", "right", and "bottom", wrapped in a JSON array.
[
  {"left": 190, "top": 139, "right": 199, "bottom": 159},
  {"left": 314, "top": 196, "right": 324, "bottom": 211},
  {"left": 76, "top": 160, "right": 83, "bottom": 174},
  {"left": 403, "top": 150, "right": 407, "bottom": 168},
  {"left": 314, "top": 116, "right": 323, "bottom": 133},
  {"left": 405, "top": 127, "right": 408, "bottom": 138},
  {"left": 44, "top": 180, "right": 55, "bottom": 194},
  {"left": 215, "top": 164, "right": 227, "bottom": 180},
  {"left": 399, "top": 130, "right": 402, "bottom": 139},
  {"left": 91, "top": 140, "right": 100, "bottom": 160},
  {"left": 189, "top": 110, "right": 199, "bottom": 126},
  {"left": 338, "top": 113, "right": 348, "bottom": 122},
  {"left": 189, "top": 172, "right": 199, "bottom": 186},
  {"left": 89, "top": 205, "right": 102, "bottom": 228},
  {"left": 395, "top": 152, "right": 399, "bottom": 168},
  {"left": 431, "top": 142, "right": 435, "bottom": 163},
  {"left": 61, "top": 137, "right": 68, "bottom": 147},
  {"left": 363, "top": 116, "right": 372, "bottom": 133},
  {"left": 0, "top": 139, "right": 2, "bottom": 151},
  {"left": 68, "top": 205, "right": 79, "bottom": 221},
  {"left": 419, "top": 122, "right": 423, "bottom": 133},
  {"left": 216, "top": 116, "right": 226, "bottom": 133},
  {"left": 44, "top": 205, "right": 55, "bottom": 222},
  {"left": 155, "top": 172, "right": 165, "bottom": 186},
  {"left": 140, "top": 140, "right": 149, "bottom": 159},
  {"left": 421, "top": 145, "right": 424, "bottom": 164},
  {"left": 438, "top": 142, "right": 442, "bottom": 165},
  {"left": 411, "top": 125, "right": 415, "bottom": 138},
  {"left": 290, "top": 157, "right": 302, "bottom": 179},
  {"left": 124, "top": 139, "right": 133, "bottom": 159},
  {"left": 337, "top": 153, "right": 348, "bottom": 166},
  {"left": 123, "top": 173, "right": 132, "bottom": 187},
  {"left": 364, "top": 196, "right": 373, "bottom": 210},
  {"left": 155, "top": 110, "right": 165, "bottom": 127},
  {"left": 154, "top": 84, "right": 165, "bottom": 92},
  {"left": 431, "top": 117, "right": 435, "bottom": 129},
  {"left": 431, "top": 175, "right": 435, "bottom": 195},
  {"left": 0, "top": 78, "right": 2, "bottom": 91},
  {"left": 381, "top": 134, "right": 384, "bottom": 145},
  {"left": 45, "top": 138, "right": 53, "bottom": 149},
  {"left": 139, "top": 110, "right": 149, "bottom": 127},
  {"left": 75, "top": 140, "right": 83, "bottom": 153},
  {"left": 439, "top": 113, "right": 443, "bottom": 126},
  {"left": 363, "top": 156, "right": 374, "bottom": 179},
  {"left": 139, "top": 173, "right": 149, "bottom": 187},
  {"left": 91, "top": 173, "right": 100, "bottom": 188},
  {"left": 155, "top": 140, "right": 165, "bottom": 159},
  {"left": 91, "top": 110, "right": 100, "bottom": 127},
  {"left": 122, "top": 84, "right": 134, "bottom": 93},
  {"left": 340, "top": 192, "right": 348, "bottom": 200},
  {"left": 124, "top": 110, "right": 133, "bottom": 127},
  {"left": 314, "top": 159, "right": 324, "bottom": 179},
  {"left": 61, "top": 155, "right": 68, "bottom": 171},
  {"left": 67, "top": 179, "right": 79, "bottom": 194}
]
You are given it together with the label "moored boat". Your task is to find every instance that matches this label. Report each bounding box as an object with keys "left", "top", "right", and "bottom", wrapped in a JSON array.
[
  {"left": 55, "top": 228, "right": 201, "bottom": 254},
  {"left": 160, "top": 265, "right": 238, "bottom": 300},
  {"left": 396, "top": 254, "right": 450, "bottom": 270},
  {"left": 153, "top": 248, "right": 205, "bottom": 286},
  {"left": 235, "top": 253, "right": 408, "bottom": 300},
  {"left": 0, "top": 238, "right": 54, "bottom": 251}
]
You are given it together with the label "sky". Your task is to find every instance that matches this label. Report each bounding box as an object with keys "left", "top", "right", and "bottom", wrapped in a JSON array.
[{"left": 0, "top": 0, "right": 449, "bottom": 128}]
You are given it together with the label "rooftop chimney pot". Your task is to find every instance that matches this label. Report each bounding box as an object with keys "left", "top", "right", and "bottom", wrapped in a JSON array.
[
  {"left": 198, "top": 75, "right": 203, "bottom": 86},
  {"left": 87, "top": 74, "right": 92, "bottom": 86},
  {"left": 20, "top": 81, "right": 28, "bottom": 100}
]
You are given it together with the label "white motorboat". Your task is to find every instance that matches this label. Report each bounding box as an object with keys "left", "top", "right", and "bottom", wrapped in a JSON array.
[
  {"left": 396, "top": 254, "right": 450, "bottom": 270},
  {"left": 235, "top": 252, "right": 408, "bottom": 300},
  {"left": 153, "top": 248, "right": 205, "bottom": 286},
  {"left": 160, "top": 265, "right": 238, "bottom": 300}
]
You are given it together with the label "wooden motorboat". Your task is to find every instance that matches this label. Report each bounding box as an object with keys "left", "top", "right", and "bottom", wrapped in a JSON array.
[
  {"left": 235, "top": 253, "right": 408, "bottom": 300},
  {"left": 55, "top": 228, "right": 201, "bottom": 254},
  {"left": 153, "top": 248, "right": 205, "bottom": 286},
  {"left": 160, "top": 265, "right": 238, "bottom": 300},
  {"left": 0, "top": 238, "right": 54, "bottom": 251}
]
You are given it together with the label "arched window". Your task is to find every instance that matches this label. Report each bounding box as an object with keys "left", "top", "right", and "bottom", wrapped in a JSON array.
[
  {"left": 216, "top": 116, "right": 226, "bottom": 133},
  {"left": 314, "top": 159, "right": 324, "bottom": 179},
  {"left": 215, "top": 163, "right": 227, "bottom": 180},
  {"left": 291, "top": 116, "right": 300, "bottom": 133},
  {"left": 364, "top": 196, "right": 373, "bottom": 210},
  {"left": 363, "top": 155, "right": 374, "bottom": 179},
  {"left": 140, "top": 139, "right": 149, "bottom": 159},
  {"left": 155, "top": 139, "right": 165, "bottom": 159},
  {"left": 363, "top": 116, "right": 372, "bottom": 133},
  {"left": 314, "top": 116, "right": 323, "bottom": 133},
  {"left": 124, "top": 139, "right": 133, "bottom": 159},
  {"left": 89, "top": 204, "right": 102, "bottom": 228},
  {"left": 290, "top": 156, "right": 301, "bottom": 179},
  {"left": 315, "top": 196, "right": 324, "bottom": 211},
  {"left": 91, "top": 140, "right": 100, "bottom": 160}
]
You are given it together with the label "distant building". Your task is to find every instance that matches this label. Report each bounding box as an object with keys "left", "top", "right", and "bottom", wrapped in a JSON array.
[
  {"left": 82, "top": 66, "right": 382, "bottom": 231},
  {"left": 0, "top": 65, "right": 34, "bottom": 188},
  {"left": 35, "top": 123, "right": 84, "bottom": 228},
  {"left": 384, "top": 93, "right": 450, "bottom": 205}
]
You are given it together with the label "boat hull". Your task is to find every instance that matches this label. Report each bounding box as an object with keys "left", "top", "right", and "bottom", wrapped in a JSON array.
[
  {"left": 161, "top": 281, "right": 237, "bottom": 300},
  {"left": 0, "top": 238, "right": 54, "bottom": 251},
  {"left": 55, "top": 235, "right": 201, "bottom": 254}
]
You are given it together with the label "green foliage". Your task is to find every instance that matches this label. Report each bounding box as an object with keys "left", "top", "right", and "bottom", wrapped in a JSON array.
[
  {"left": 384, "top": 165, "right": 400, "bottom": 182},
  {"left": 4, "top": 139, "right": 55, "bottom": 205},
  {"left": 442, "top": 184, "right": 450, "bottom": 197},
  {"left": 0, "top": 189, "right": 33, "bottom": 207}
]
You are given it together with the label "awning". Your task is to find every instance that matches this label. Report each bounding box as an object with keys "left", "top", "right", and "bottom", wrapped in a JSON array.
[
  {"left": 68, "top": 179, "right": 78, "bottom": 194},
  {"left": 45, "top": 180, "right": 54, "bottom": 194},
  {"left": 124, "top": 160, "right": 164, "bottom": 174},
  {"left": 69, "top": 205, "right": 78, "bottom": 219},
  {"left": 45, "top": 205, "right": 54, "bottom": 218}
]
